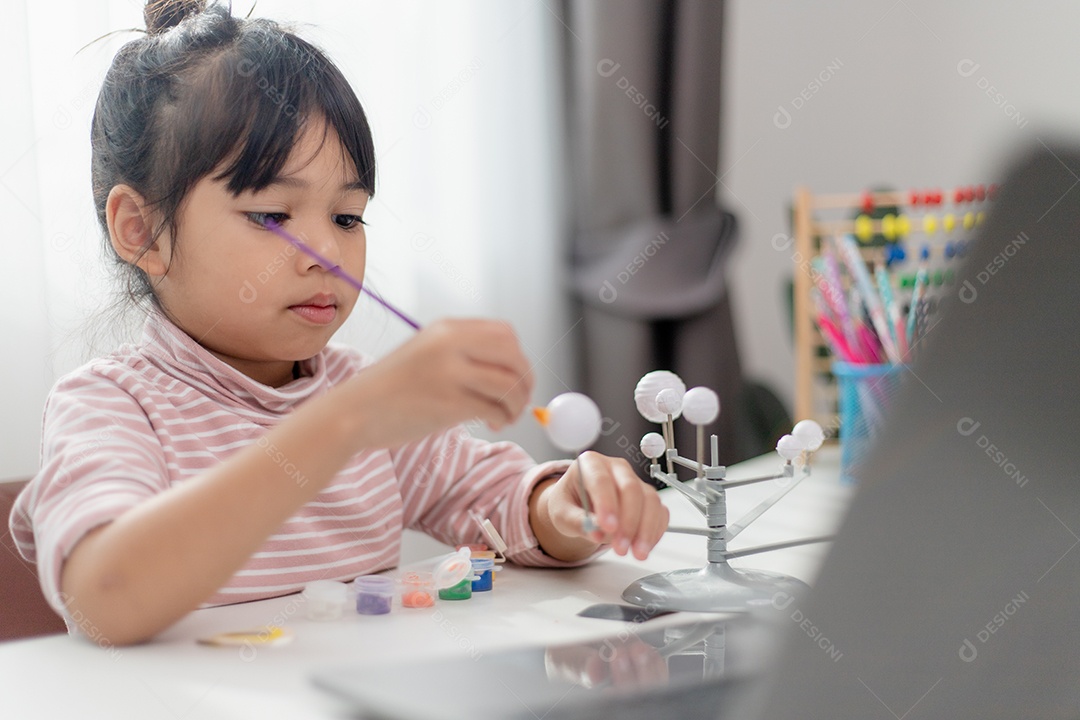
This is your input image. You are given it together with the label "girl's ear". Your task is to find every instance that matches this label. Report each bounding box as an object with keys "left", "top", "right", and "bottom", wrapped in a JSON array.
[{"left": 106, "top": 185, "right": 170, "bottom": 277}]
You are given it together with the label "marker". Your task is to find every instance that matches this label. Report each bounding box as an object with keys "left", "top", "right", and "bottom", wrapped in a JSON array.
[
  {"left": 262, "top": 218, "right": 421, "bottom": 330},
  {"left": 906, "top": 246, "right": 930, "bottom": 351},
  {"left": 822, "top": 241, "right": 858, "bottom": 349},
  {"left": 875, "top": 262, "right": 908, "bottom": 359},
  {"left": 837, "top": 235, "right": 900, "bottom": 363},
  {"left": 816, "top": 313, "right": 860, "bottom": 363}
]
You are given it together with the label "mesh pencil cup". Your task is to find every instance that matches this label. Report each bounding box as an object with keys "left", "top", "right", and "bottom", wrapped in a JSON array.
[{"left": 832, "top": 361, "right": 905, "bottom": 484}]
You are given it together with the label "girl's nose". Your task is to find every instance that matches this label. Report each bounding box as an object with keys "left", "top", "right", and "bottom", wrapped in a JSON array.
[{"left": 295, "top": 227, "right": 341, "bottom": 272}]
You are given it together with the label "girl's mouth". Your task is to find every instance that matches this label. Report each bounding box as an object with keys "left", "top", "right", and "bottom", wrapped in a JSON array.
[{"left": 289, "top": 303, "right": 337, "bottom": 325}]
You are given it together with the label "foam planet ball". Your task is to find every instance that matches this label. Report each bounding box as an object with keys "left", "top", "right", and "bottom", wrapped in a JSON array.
[
  {"left": 792, "top": 419, "right": 825, "bottom": 452},
  {"left": 640, "top": 432, "right": 667, "bottom": 459},
  {"left": 536, "top": 392, "right": 602, "bottom": 452},
  {"left": 655, "top": 388, "right": 683, "bottom": 418},
  {"left": 682, "top": 387, "right": 720, "bottom": 425},
  {"left": 634, "top": 371, "right": 686, "bottom": 423},
  {"left": 776, "top": 434, "right": 804, "bottom": 461}
]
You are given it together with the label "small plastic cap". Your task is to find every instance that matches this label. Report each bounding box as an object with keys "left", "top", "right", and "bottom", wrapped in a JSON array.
[
  {"left": 792, "top": 420, "right": 825, "bottom": 451},
  {"left": 479, "top": 519, "right": 508, "bottom": 554},
  {"left": 655, "top": 388, "right": 683, "bottom": 418},
  {"left": 433, "top": 548, "right": 473, "bottom": 589},
  {"left": 682, "top": 387, "right": 720, "bottom": 425},
  {"left": 531, "top": 406, "right": 550, "bottom": 426},
  {"left": 776, "top": 434, "right": 805, "bottom": 461},
  {"left": 640, "top": 432, "right": 667, "bottom": 459}
]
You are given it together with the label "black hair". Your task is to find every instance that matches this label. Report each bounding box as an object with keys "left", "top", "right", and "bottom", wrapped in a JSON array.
[{"left": 91, "top": 0, "right": 376, "bottom": 309}]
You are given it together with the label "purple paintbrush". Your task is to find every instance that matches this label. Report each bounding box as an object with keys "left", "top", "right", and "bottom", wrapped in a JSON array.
[{"left": 262, "top": 218, "right": 421, "bottom": 330}]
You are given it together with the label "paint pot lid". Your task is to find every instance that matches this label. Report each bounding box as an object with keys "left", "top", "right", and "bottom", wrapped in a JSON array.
[{"left": 433, "top": 548, "right": 473, "bottom": 589}]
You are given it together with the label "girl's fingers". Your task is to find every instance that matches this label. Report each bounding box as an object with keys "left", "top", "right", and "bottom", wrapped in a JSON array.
[
  {"left": 609, "top": 460, "right": 644, "bottom": 556},
  {"left": 575, "top": 452, "right": 621, "bottom": 538},
  {"left": 632, "top": 497, "right": 669, "bottom": 560},
  {"left": 570, "top": 453, "right": 668, "bottom": 558},
  {"left": 459, "top": 362, "right": 532, "bottom": 421}
]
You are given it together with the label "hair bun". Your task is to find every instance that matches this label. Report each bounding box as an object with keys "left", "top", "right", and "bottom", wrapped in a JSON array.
[{"left": 144, "top": 0, "right": 209, "bottom": 35}]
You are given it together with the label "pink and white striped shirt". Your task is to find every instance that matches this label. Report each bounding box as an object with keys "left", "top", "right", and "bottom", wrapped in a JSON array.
[{"left": 10, "top": 312, "right": 578, "bottom": 621}]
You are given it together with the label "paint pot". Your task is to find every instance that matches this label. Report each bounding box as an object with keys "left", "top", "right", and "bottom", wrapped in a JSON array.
[
  {"left": 400, "top": 572, "right": 437, "bottom": 608},
  {"left": 438, "top": 577, "right": 473, "bottom": 601},
  {"left": 470, "top": 557, "right": 495, "bottom": 592},
  {"left": 302, "top": 580, "right": 348, "bottom": 621},
  {"left": 401, "top": 548, "right": 474, "bottom": 607},
  {"left": 354, "top": 575, "right": 395, "bottom": 615}
]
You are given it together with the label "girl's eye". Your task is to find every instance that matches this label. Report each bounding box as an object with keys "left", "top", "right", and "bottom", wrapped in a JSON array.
[
  {"left": 246, "top": 211, "right": 289, "bottom": 228},
  {"left": 333, "top": 214, "right": 367, "bottom": 230}
]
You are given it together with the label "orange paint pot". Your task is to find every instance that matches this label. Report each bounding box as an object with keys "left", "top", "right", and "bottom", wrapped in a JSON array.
[{"left": 400, "top": 572, "right": 436, "bottom": 608}]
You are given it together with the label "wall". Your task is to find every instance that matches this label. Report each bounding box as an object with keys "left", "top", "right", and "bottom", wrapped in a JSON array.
[{"left": 722, "top": 0, "right": 1079, "bottom": 407}]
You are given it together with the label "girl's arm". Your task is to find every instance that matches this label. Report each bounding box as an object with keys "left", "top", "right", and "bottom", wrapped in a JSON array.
[{"left": 60, "top": 319, "right": 532, "bottom": 646}]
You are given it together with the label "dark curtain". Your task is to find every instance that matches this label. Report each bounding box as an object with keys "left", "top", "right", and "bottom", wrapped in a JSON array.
[{"left": 559, "top": 0, "right": 756, "bottom": 476}]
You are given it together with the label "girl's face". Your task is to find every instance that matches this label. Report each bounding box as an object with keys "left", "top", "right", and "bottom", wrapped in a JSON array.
[{"left": 153, "top": 120, "right": 368, "bottom": 387}]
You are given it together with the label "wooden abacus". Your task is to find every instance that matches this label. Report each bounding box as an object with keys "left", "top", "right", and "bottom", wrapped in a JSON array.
[{"left": 791, "top": 185, "right": 994, "bottom": 436}]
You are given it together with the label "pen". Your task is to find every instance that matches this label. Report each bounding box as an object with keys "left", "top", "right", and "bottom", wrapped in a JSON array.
[
  {"left": 837, "top": 235, "right": 901, "bottom": 364},
  {"left": 811, "top": 289, "right": 863, "bottom": 363},
  {"left": 822, "top": 240, "right": 859, "bottom": 349},
  {"left": 906, "top": 246, "right": 929, "bottom": 353},
  {"left": 875, "top": 262, "right": 908, "bottom": 360},
  {"left": 816, "top": 313, "right": 860, "bottom": 363}
]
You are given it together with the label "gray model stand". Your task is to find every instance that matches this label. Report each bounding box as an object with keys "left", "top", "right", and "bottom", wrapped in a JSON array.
[{"left": 622, "top": 439, "right": 830, "bottom": 613}]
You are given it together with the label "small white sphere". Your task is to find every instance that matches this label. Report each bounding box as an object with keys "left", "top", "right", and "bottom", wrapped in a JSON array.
[
  {"left": 682, "top": 387, "right": 720, "bottom": 425},
  {"left": 655, "top": 388, "right": 683, "bottom": 418},
  {"left": 634, "top": 371, "right": 686, "bottom": 423},
  {"left": 776, "top": 434, "right": 805, "bottom": 461},
  {"left": 792, "top": 419, "right": 825, "bottom": 451},
  {"left": 544, "top": 392, "right": 603, "bottom": 452},
  {"left": 639, "top": 432, "right": 667, "bottom": 459}
]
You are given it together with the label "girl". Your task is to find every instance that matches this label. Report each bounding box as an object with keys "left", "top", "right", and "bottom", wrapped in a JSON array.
[{"left": 10, "top": 0, "right": 668, "bottom": 646}]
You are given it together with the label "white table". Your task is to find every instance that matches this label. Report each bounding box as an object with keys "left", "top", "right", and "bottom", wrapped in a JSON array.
[{"left": 0, "top": 448, "right": 852, "bottom": 719}]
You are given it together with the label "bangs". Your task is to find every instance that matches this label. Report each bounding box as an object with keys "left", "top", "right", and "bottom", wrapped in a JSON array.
[{"left": 153, "top": 23, "right": 375, "bottom": 205}]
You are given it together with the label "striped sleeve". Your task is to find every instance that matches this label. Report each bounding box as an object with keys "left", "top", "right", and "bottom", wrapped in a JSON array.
[
  {"left": 9, "top": 369, "right": 170, "bottom": 618},
  {"left": 391, "top": 425, "right": 602, "bottom": 568}
]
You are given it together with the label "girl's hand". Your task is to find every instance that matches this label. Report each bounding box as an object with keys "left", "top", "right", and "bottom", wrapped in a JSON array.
[
  {"left": 533, "top": 452, "right": 669, "bottom": 562},
  {"left": 344, "top": 318, "right": 534, "bottom": 449}
]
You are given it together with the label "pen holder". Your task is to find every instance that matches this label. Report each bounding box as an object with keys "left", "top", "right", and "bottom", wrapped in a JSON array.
[{"left": 833, "top": 361, "right": 905, "bottom": 484}]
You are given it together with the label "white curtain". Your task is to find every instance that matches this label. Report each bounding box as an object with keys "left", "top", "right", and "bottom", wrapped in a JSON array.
[{"left": 0, "top": 0, "right": 572, "bottom": 479}]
